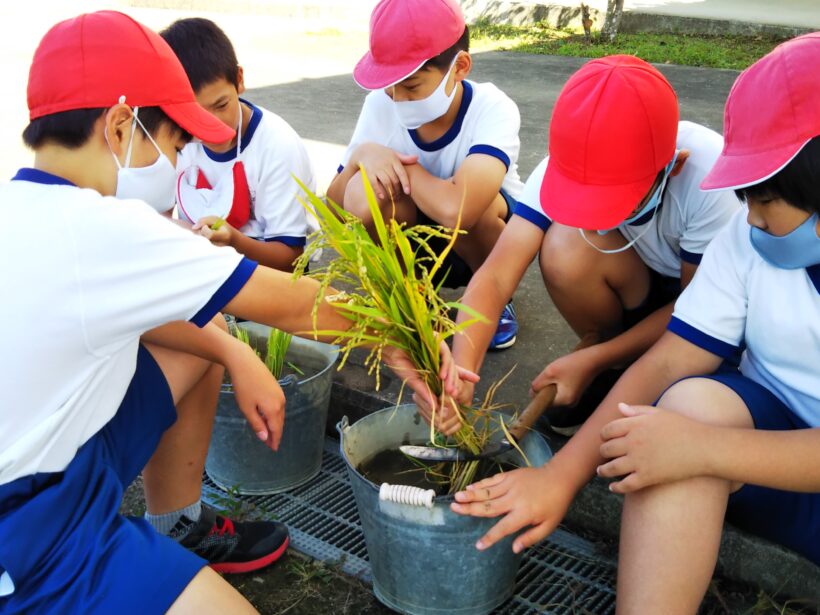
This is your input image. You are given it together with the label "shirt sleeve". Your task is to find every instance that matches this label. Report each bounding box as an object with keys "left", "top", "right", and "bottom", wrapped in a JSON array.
[
  {"left": 253, "top": 121, "right": 314, "bottom": 245},
  {"left": 466, "top": 89, "right": 521, "bottom": 172},
  {"left": 512, "top": 157, "right": 551, "bottom": 231},
  {"left": 71, "top": 197, "right": 257, "bottom": 354},
  {"left": 678, "top": 183, "right": 741, "bottom": 265},
  {"left": 669, "top": 210, "right": 749, "bottom": 357}
]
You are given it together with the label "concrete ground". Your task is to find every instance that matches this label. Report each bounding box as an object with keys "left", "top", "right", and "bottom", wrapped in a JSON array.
[{"left": 6, "top": 3, "right": 819, "bottom": 610}]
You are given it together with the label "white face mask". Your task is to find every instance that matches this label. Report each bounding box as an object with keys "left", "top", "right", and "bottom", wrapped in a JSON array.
[
  {"left": 108, "top": 107, "right": 177, "bottom": 213},
  {"left": 392, "top": 54, "right": 460, "bottom": 130}
]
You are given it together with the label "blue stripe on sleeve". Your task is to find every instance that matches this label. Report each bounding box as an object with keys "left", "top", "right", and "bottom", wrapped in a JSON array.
[
  {"left": 680, "top": 248, "right": 703, "bottom": 265},
  {"left": 667, "top": 316, "right": 739, "bottom": 358},
  {"left": 263, "top": 235, "right": 307, "bottom": 247},
  {"left": 467, "top": 144, "right": 511, "bottom": 170},
  {"left": 190, "top": 258, "right": 258, "bottom": 327},
  {"left": 512, "top": 202, "right": 552, "bottom": 232}
]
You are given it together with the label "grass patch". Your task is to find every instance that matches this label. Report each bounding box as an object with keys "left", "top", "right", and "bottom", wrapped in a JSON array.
[{"left": 470, "top": 20, "right": 791, "bottom": 70}]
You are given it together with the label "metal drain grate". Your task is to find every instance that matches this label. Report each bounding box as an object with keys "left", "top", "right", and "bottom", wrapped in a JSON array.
[{"left": 202, "top": 439, "right": 616, "bottom": 614}]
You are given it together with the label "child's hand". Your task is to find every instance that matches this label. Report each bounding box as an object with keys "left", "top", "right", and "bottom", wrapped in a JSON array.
[
  {"left": 530, "top": 346, "right": 603, "bottom": 407},
  {"left": 451, "top": 464, "right": 575, "bottom": 554},
  {"left": 597, "top": 403, "right": 708, "bottom": 493},
  {"left": 226, "top": 341, "right": 286, "bottom": 450},
  {"left": 353, "top": 143, "right": 418, "bottom": 200},
  {"left": 382, "top": 341, "right": 478, "bottom": 436},
  {"left": 413, "top": 378, "right": 474, "bottom": 436},
  {"left": 193, "top": 215, "right": 234, "bottom": 247}
]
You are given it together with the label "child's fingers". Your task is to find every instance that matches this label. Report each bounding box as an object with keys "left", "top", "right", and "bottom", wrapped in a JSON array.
[
  {"left": 456, "top": 366, "right": 480, "bottom": 383},
  {"left": 393, "top": 160, "right": 411, "bottom": 195},
  {"left": 596, "top": 455, "right": 633, "bottom": 479},
  {"left": 598, "top": 436, "right": 628, "bottom": 460},
  {"left": 599, "top": 417, "right": 633, "bottom": 441},
  {"left": 512, "top": 520, "right": 555, "bottom": 554}
]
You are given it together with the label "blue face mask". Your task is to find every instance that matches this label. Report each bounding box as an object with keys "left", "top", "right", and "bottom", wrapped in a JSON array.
[{"left": 750, "top": 212, "right": 820, "bottom": 270}]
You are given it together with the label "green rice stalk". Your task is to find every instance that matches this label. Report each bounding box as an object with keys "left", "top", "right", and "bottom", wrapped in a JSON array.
[{"left": 292, "top": 168, "right": 518, "bottom": 493}]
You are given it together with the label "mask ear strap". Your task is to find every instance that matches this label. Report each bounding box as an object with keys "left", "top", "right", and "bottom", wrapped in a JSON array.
[
  {"left": 578, "top": 218, "right": 654, "bottom": 255},
  {"left": 131, "top": 107, "right": 166, "bottom": 158}
]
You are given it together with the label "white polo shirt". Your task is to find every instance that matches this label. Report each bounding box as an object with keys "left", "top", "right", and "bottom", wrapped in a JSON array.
[
  {"left": 515, "top": 122, "right": 741, "bottom": 278},
  {"left": 340, "top": 80, "right": 523, "bottom": 199},
  {"left": 670, "top": 209, "right": 820, "bottom": 427},
  {"left": 0, "top": 169, "right": 258, "bottom": 485},
  {"left": 177, "top": 100, "right": 316, "bottom": 246}
]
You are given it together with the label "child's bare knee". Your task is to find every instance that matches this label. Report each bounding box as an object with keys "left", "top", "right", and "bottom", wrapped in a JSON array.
[{"left": 657, "top": 378, "right": 753, "bottom": 428}]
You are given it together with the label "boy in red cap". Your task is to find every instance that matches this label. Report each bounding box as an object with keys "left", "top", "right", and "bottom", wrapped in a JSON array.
[
  {"left": 327, "top": 0, "right": 523, "bottom": 350},
  {"left": 0, "top": 11, "right": 459, "bottom": 613},
  {"left": 453, "top": 34, "right": 820, "bottom": 611},
  {"left": 420, "top": 55, "right": 740, "bottom": 437},
  {"left": 161, "top": 18, "right": 317, "bottom": 272}
]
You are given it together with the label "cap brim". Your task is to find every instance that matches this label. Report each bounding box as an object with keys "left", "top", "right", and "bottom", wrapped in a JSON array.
[
  {"left": 161, "top": 100, "right": 235, "bottom": 144},
  {"left": 700, "top": 139, "right": 809, "bottom": 192},
  {"left": 353, "top": 51, "right": 426, "bottom": 90},
  {"left": 540, "top": 162, "right": 656, "bottom": 231}
]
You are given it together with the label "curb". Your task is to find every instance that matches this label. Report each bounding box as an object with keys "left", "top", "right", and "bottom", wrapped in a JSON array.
[{"left": 459, "top": 0, "right": 813, "bottom": 37}]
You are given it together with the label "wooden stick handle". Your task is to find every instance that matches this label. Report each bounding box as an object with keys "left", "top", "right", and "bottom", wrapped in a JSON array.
[
  {"left": 506, "top": 332, "right": 597, "bottom": 441},
  {"left": 508, "top": 384, "right": 557, "bottom": 441}
]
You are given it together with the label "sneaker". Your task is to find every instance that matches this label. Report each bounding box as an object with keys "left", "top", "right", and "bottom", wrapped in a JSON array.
[
  {"left": 170, "top": 505, "right": 289, "bottom": 574},
  {"left": 489, "top": 302, "right": 518, "bottom": 350},
  {"left": 541, "top": 368, "right": 625, "bottom": 436}
]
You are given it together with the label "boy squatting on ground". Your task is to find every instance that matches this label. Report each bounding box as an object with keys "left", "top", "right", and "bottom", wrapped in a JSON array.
[
  {"left": 447, "top": 34, "right": 820, "bottom": 614},
  {"left": 162, "top": 17, "right": 316, "bottom": 273},
  {"left": 0, "top": 12, "right": 471, "bottom": 614},
  {"left": 326, "top": 0, "right": 524, "bottom": 350},
  {"left": 419, "top": 54, "right": 741, "bottom": 437}
]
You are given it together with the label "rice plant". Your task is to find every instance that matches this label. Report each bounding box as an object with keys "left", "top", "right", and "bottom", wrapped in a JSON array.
[
  {"left": 229, "top": 322, "right": 294, "bottom": 381},
  {"left": 292, "top": 169, "right": 513, "bottom": 493}
]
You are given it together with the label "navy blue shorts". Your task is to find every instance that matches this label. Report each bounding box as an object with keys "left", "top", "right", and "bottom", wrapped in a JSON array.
[
  {"left": 416, "top": 189, "right": 515, "bottom": 289},
  {"left": 0, "top": 345, "right": 206, "bottom": 614},
  {"left": 700, "top": 370, "right": 820, "bottom": 565}
]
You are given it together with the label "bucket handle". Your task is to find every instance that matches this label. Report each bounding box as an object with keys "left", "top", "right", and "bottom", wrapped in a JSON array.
[{"left": 379, "top": 483, "right": 435, "bottom": 508}]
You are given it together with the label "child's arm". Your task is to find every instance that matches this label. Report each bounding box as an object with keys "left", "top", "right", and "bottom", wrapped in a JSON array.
[
  {"left": 141, "top": 318, "right": 286, "bottom": 449},
  {"left": 531, "top": 261, "right": 698, "bottom": 406},
  {"left": 451, "top": 331, "right": 723, "bottom": 553},
  {"left": 601, "top": 403, "right": 820, "bottom": 493},
  {"left": 404, "top": 154, "right": 507, "bottom": 229},
  {"left": 221, "top": 265, "right": 468, "bottom": 410},
  {"left": 195, "top": 217, "right": 302, "bottom": 272},
  {"left": 414, "top": 216, "right": 545, "bottom": 434}
]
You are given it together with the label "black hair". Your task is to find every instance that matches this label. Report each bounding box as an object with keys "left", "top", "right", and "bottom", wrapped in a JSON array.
[
  {"left": 422, "top": 25, "right": 470, "bottom": 71},
  {"left": 735, "top": 136, "right": 820, "bottom": 215},
  {"left": 22, "top": 106, "right": 190, "bottom": 150},
  {"left": 160, "top": 18, "right": 239, "bottom": 92}
]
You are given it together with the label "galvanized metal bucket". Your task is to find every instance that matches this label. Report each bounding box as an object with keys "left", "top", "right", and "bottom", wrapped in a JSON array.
[
  {"left": 339, "top": 404, "right": 553, "bottom": 615},
  {"left": 206, "top": 323, "right": 339, "bottom": 495}
]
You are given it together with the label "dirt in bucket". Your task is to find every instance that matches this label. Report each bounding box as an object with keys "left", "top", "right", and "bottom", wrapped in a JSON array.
[{"left": 358, "top": 448, "right": 518, "bottom": 496}]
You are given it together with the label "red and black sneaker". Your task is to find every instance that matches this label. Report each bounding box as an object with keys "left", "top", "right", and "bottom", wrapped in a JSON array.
[{"left": 170, "top": 505, "right": 289, "bottom": 574}]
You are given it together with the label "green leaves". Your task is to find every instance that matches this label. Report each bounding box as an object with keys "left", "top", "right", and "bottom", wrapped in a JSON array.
[{"left": 293, "top": 169, "right": 512, "bottom": 492}]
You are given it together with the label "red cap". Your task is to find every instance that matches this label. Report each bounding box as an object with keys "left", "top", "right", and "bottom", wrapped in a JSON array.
[
  {"left": 27, "top": 11, "right": 234, "bottom": 144},
  {"left": 540, "top": 55, "right": 679, "bottom": 230},
  {"left": 701, "top": 32, "right": 820, "bottom": 191},
  {"left": 354, "top": 0, "right": 465, "bottom": 90}
]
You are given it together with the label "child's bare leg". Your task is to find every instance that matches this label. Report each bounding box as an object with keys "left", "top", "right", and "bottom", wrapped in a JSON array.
[
  {"left": 452, "top": 192, "right": 507, "bottom": 272},
  {"left": 540, "top": 223, "right": 650, "bottom": 340},
  {"left": 168, "top": 567, "right": 258, "bottom": 615},
  {"left": 343, "top": 169, "right": 416, "bottom": 234},
  {"left": 617, "top": 378, "right": 753, "bottom": 614},
  {"left": 142, "top": 315, "right": 227, "bottom": 515}
]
